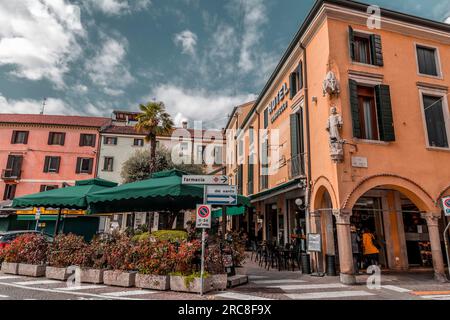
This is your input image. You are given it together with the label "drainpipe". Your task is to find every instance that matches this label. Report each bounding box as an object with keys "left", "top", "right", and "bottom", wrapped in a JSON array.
[{"left": 301, "top": 43, "right": 312, "bottom": 236}]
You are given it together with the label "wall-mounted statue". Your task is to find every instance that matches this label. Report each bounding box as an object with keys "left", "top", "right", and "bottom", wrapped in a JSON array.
[
  {"left": 326, "top": 106, "right": 344, "bottom": 162},
  {"left": 323, "top": 71, "right": 340, "bottom": 97}
]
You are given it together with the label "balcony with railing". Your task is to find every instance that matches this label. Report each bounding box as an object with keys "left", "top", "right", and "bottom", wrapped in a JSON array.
[
  {"left": 1, "top": 169, "right": 22, "bottom": 180},
  {"left": 287, "top": 153, "right": 306, "bottom": 179}
]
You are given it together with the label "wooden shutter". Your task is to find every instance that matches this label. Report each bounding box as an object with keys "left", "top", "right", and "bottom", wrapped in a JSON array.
[
  {"left": 55, "top": 157, "right": 61, "bottom": 173},
  {"left": 349, "top": 26, "right": 355, "bottom": 61},
  {"left": 23, "top": 131, "right": 29, "bottom": 144},
  {"left": 79, "top": 134, "right": 84, "bottom": 146},
  {"left": 11, "top": 131, "right": 17, "bottom": 144},
  {"left": 87, "top": 158, "right": 93, "bottom": 174},
  {"left": 43, "top": 156, "right": 50, "bottom": 173},
  {"left": 75, "top": 158, "right": 81, "bottom": 174},
  {"left": 289, "top": 72, "right": 297, "bottom": 99},
  {"left": 290, "top": 114, "right": 300, "bottom": 157},
  {"left": 349, "top": 79, "right": 361, "bottom": 138},
  {"left": 48, "top": 132, "right": 53, "bottom": 145},
  {"left": 370, "top": 34, "right": 384, "bottom": 66},
  {"left": 298, "top": 61, "right": 304, "bottom": 90},
  {"left": 264, "top": 108, "right": 269, "bottom": 128},
  {"left": 60, "top": 133, "right": 66, "bottom": 146},
  {"left": 375, "top": 85, "right": 395, "bottom": 142}
]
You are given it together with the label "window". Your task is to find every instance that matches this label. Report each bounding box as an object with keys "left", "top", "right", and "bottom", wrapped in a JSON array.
[
  {"left": 349, "top": 27, "right": 384, "bottom": 66},
  {"left": 417, "top": 45, "right": 439, "bottom": 77},
  {"left": 3, "top": 184, "right": 16, "bottom": 200},
  {"left": 48, "top": 132, "right": 65, "bottom": 146},
  {"left": 422, "top": 95, "right": 449, "bottom": 148},
  {"left": 249, "top": 127, "right": 254, "bottom": 146},
  {"left": 289, "top": 61, "right": 304, "bottom": 99},
  {"left": 196, "top": 145, "right": 205, "bottom": 164},
  {"left": 104, "top": 137, "right": 118, "bottom": 145},
  {"left": 103, "top": 157, "right": 114, "bottom": 172},
  {"left": 4, "top": 155, "right": 23, "bottom": 178},
  {"left": 214, "top": 146, "right": 223, "bottom": 165},
  {"left": 133, "top": 138, "right": 144, "bottom": 147},
  {"left": 40, "top": 185, "right": 58, "bottom": 192},
  {"left": 264, "top": 108, "right": 269, "bottom": 129},
  {"left": 79, "top": 134, "right": 96, "bottom": 147},
  {"left": 43, "top": 156, "right": 61, "bottom": 173},
  {"left": 11, "top": 131, "right": 29, "bottom": 144},
  {"left": 238, "top": 139, "right": 243, "bottom": 156},
  {"left": 76, "top": 158, "right": 94, "bottom": 174},
  {"left": 349, "top": 80, "right": 395, "bottom": 142}
]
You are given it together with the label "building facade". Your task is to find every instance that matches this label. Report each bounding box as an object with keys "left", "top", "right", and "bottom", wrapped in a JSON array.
[{"left": 226, "top": 0, "right": 450, "bottom": 283}]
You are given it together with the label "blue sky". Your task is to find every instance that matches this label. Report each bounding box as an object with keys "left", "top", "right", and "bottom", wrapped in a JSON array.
[{"left": 0, "top": 0, "right": 449, "bottom": 128}]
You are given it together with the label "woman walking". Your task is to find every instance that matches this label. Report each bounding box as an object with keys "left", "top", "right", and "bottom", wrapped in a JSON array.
[{"left": 362, "top": 228, "right": 379, "bottom": 268}]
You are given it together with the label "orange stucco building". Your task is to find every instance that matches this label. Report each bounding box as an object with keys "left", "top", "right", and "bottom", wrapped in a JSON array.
[{"left": 226, "top": 0, "right": 450, "bottom": 283}]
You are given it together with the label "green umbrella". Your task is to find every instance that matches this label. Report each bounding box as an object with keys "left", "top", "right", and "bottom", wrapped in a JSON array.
[
  {"left": 87, "top": 169, "right": 251, "bottom": 214},
  {"left": 12, "top": 178, "right": 118, "bottom": 210}
]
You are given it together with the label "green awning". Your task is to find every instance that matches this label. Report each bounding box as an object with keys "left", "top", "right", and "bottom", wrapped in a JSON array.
[
  {"left": 17, "top": 215, "right": 59, "bottom": 221},
  {"left": 87, "top": 169, "right": 251, "bottom": 214},
  {"left": 13, "top": 178, "right": 118, "bottom": 210},
  {"left": 212, "top": 206, "right": 246, "bottom": 218}
]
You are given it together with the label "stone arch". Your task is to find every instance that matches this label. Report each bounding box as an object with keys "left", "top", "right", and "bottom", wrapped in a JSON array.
[
  {"left": 342, "top": 174, "right": 437, "bottom": 213},
  {"left": 311, "top": 176, "right": 338, "bottom": 211}
]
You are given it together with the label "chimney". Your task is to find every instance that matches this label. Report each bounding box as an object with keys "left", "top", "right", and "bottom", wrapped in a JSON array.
[{"left": 182, "top": 121, "right": 188, "bottom": 129}]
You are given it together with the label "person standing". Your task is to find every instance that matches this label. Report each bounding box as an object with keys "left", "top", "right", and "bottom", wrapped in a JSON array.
[
  {"left": 362, "top": 228, "right": 379, "bottom": 267},
  {"left": 351, "top": 225, "right": 361, "bottom": 274}
]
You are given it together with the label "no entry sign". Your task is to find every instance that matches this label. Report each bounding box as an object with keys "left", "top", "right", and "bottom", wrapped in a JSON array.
[
  {"left": 442, "top": 197, "right": 450, "bottom": 217},
  {"left": 196, "top": 205, "right": 212, "bottom": 229}
]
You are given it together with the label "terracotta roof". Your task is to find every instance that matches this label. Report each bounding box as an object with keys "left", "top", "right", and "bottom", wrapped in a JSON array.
[{"left": 0, "top": 114, "right": 111, "bottom": 128}]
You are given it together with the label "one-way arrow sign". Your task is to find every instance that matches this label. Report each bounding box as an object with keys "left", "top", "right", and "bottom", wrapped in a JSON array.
[{"left": 205, "top": 186, "right": 238, "bottom": 206}]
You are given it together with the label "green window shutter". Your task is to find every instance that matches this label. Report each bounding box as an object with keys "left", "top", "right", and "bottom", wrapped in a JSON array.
[
  {"left": 60, "top": 133, "right": 66, "bottom": 146},
  {"left": 349, "top": 79, "right": 361, "bottom": 138},
  {"left": 264, "top": 108, "right": 269, "bottom": 128},
  {"left": 290, "top": 114, "right": 300, "bottom": 157},
  {"left": 55, "top": 157, "right": 61, "bottom": 173},
  {"left": 75, "top": 158, "right": 81, "bottom": 174},
  {"left": 370, "top": 34, "right": 384, "bottom": 66},
  {"left": 349, "top": 26, "right": 355, "bottom": 61},
  {"left": 375, "top": 85, "right": 395, "bottom": 142},
  {"left": 11, "top": 131, "right": 17, "bottom": 144},
  {"left": 298, "top": 61, "right": 304, "bottom": 90},
  {"left": 289, "top": 72, "right": 297, "bottom": 99},
  {"left": 43, "top": 156, "right": 50, "bottom": 173}
]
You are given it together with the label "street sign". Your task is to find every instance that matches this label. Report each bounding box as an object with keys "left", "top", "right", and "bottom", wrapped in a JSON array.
[
  {"left": 182, "top": 175, "right": 229, "bottom": 185},
  {"left": 205, "top": 185, "right": 238, "bottom": 206},
  {"left": 196, "top": 205, "right": 212, "bottom": 229},
  {"left": 442, "top": 196, "right": 450, "bottom": 217}
]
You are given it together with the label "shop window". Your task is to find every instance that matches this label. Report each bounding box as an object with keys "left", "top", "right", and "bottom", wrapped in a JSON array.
[
  {"left": 422, "top": 94, "right": 449, "bottom": 148},
  {"left": 349, "top": 27, "right": 383, "bottom": 66},
  {"left": 48, "top": 132, "right": 65, "bottom": 146},
  {"left": 11, "top": 131, "right": 29, "bottom": 144},
  {"left": 76, "top": 158, "right": 93, "bottom": 174},
  {"left": 416, "top": 45, "right": 439, "bottom": 77},
  {"left": 43, "top": 156, "right": 61, "bottom": 173},
  {"left": 349, "top": 80, "right": 395, "bottom": 142},
  {"left": 103, "top": 157, "right": 114, "bottom": 172},
  {"left": 3, "top": 184, "right": 16, "bottom": 200}
]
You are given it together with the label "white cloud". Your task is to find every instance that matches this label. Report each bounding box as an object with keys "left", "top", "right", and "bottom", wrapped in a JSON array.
[
  {"left": 0, "top": 94, "right": 78, "bottom": 115},
  {"left": 445, "top": 16, "right": 450, "bottom": 24},
  {"left": 0, "top": 0, "right": 84, "bottom": 87},
  {"left": 174, "top": 30, "right": 198, "bottom": 56},
  {"left": 83, "top": 0, "right": 151, "bottom": 16},
  {"left": 85, "top": 35, "right": 134, "bottom": 96},
  {"left": 147, "top": 85, "right": 256, "bottom": 128}
]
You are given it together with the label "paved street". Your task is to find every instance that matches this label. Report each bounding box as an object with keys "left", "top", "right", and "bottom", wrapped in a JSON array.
[{"left": 0, "top": 257, "right": 449, "bottom": 300}]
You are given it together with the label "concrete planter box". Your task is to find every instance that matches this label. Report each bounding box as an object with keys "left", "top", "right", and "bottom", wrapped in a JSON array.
[
  {"left": 18, "top": 264, "right": 46, "bottom": 277},
  {"left": 211, "top": 274, "right": 228, "bottom": 291},
  {"left": 79, "top": 268, "right": 104, "bottom": 284},
  {"left": 135, "top": 274, "right": 170, "bottom": 291},
  {"left": 104, "top": 270, "right": 136, "bottom": 287},
  {"left": 1, "top": 262, "right": 19, "bottom": 275},
  {"left": 46, "top": 266, "right": 71, "bottom": 281},
  {"left": 170, "top": 275, "right": 212, "bottom": 294}
]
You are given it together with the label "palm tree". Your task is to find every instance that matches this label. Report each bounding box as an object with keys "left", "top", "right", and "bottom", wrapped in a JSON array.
[{"left": 135, "top": 101, "right": 174, "bottom": 174}]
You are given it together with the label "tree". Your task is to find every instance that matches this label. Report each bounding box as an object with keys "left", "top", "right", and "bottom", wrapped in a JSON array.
[
  {"left": 135, "top": 101, "right": 174, "bottom": 174},
  {"left": 121, "top": 146, "right": 205, "bottom": 184}
]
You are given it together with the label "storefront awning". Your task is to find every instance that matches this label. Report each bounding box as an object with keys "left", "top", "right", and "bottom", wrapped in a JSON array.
[
  {"left": 17, "top": 215, "right": 60, "bottom": 221},
  {"left": 249, "top": 178, "right": 305, "bottom": 203}
]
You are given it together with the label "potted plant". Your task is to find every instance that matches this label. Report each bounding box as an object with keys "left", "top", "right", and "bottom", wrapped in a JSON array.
[
  {"left": 46, "top": 234, "right": 85, "bottom": 280},
  {"left": 103, "top": 234, "right": 137, "bottom": 287},
  {"left": 206, "top": 244, "right": 228, "bottom": 291},
  {"left": 2, "top": 234, "right": 48, "bottom": 277},
  {"left": 135, "top": 240, "right": 174, "bottom": 291},
  {"left": 169, "top": 240, "right": 212, "bottom": 293},
  {"left": 77, "top": 237, "right": 109, "bottom": 284}
]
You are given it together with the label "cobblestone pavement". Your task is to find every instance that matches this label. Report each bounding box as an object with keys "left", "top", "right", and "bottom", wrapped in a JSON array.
[{"left": 0, "top": 255, "right": 449, "bottom": 300}]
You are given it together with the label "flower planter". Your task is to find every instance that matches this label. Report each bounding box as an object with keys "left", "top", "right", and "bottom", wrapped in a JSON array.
[
  {"left": 211, "top": 274, "right": 228, "bottom": 291},
  {"left": 170, "top": 275, "right": 212, "bottom": 294},
  {"left": 18, "top": 264, "right": 46, "bottom": 277},
  {"left": 103, "top": 270, "right": 136, "bottom": 287},
  {"left": 1, "top": 262, "right": 19, "bottom": 275},
  {"left": 135, "top": 274, "right": 170, "bottom": 291},
  {"left": 79, "top": 268, "right": 104, "bottom": 284},
  {"left": 46, "top": 266, "right": 71, "bottom": 281}
]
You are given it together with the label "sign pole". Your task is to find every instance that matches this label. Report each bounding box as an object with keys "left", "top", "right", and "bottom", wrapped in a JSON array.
[
  {"left": 222, "top": 205, "right": 227, "bottom": 240},
  {"left": 444, "top": 222, "right": 450, "bottom": 280},
  {"left": 200, "top": 228, "right": 206, "bottom": 296}
]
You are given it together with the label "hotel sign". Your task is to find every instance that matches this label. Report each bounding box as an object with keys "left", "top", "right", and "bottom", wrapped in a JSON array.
[{"left": 268, "top": 83, "right": 289, "bottom": 124}]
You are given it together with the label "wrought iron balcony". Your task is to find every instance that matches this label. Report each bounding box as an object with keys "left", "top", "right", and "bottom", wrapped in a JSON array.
[
  {"left": 287, "top": 153, "right": 306, "bottom": 179},
  {"left": 1, "top": 169, "right": 22, "bottom": 180}
]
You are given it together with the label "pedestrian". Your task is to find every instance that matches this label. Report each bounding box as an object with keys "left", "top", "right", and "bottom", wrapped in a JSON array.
[
  {"left": 350, "top": 225, "right": 361, "bottom": 274},
  {"left": 362, "top": 228, "right": 379, "bottom": 267}
]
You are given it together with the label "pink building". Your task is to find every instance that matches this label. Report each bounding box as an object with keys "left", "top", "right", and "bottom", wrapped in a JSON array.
[{"left": 0, "top": 114, "right": 111, "bottom": 201}]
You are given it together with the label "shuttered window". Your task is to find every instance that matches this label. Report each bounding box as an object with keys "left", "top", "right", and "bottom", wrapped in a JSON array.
[
  {"left": 417, "top": 46, "right": 439, "bottom": 76},
  {"left": 298, "top": 61, "right": 304, "bottom": 90},
  {"left": 43, "top": 156, "right": 61, "bottom": 173},
  {"left": 423, "top": 95, "right": 448, "bottom": 148},
  {"left": 103, "top": 157, "right": 114, "bottom": 172},
  {"left": 11, "top": 131, "right": 29, "bottom": 144},
  {"left": 248, "top": 155, "right": 254, "bottom": 195},
  {"left": 289, "top": 72, "right": 297, "bottom": 99},
  {"left": 375, "top": 85, "right": 395, "bottom": 142},
  {"left": 76, "top": 158, "right": 94, "bottom": 174},
  {"left": 3, "top": 184, "right": 16, "bottom": 200},
  {"left": 80, "top": 134, "right": 96, "bottom": 147},
  {"left": 349, "top": 26, "right": 383, "bottom": 66},
  {"left": 48, "top": 132, "right": 65, "bottom": 146},
  {"left": 263, "top": 108, "right": 269, "bottom": 129}
]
